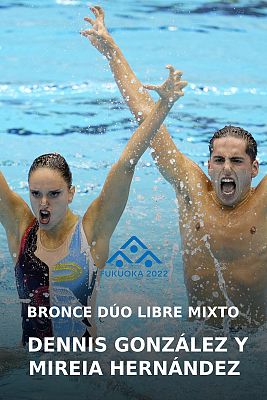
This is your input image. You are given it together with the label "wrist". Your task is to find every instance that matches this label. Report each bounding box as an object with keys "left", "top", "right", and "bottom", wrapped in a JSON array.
[
  {"left": 107, "top": 43, "right": 122, "bottom": 62},
  {"left": 159, "top": 97, "right": 174, "bottom": 110}
]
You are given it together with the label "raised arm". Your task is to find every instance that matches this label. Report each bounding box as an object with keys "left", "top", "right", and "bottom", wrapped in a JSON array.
[
  {"left": 81, "top": 6, "right": 207, "bottom": 189},
  {"left": 0, "top": 172, "right": 33, "bottom": 255},
  {"left": 83, "top": 65, "right": 186, "bottom": 264}
]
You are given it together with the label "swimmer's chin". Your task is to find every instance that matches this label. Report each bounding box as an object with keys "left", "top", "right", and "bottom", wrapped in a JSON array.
[
  {"left": 214, "top": 187, "right": 241, "bottom": 207},
  {"left": 37, "top": 217, "right": 53, "bottom": 229}
]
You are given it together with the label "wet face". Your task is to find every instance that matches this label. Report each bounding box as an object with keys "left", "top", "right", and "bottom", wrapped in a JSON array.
[
  {"left": 29, "top": 168, "right": 75, "bottom": 230},
  {"left": 208, "top": 137, "right": 258, "bottom": 207}
]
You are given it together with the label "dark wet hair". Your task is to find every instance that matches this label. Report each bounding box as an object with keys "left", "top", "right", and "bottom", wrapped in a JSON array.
[
  {"left": 28, "top": 153, "right": 72, "bottom": 188},
  {"left": 209, "top": 125, "right": 257, "bottom": 162}
]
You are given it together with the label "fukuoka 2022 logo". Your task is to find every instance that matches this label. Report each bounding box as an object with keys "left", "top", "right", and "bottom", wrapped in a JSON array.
[{"left": 101, "top": 236, "right": 169, "bottom": 279}]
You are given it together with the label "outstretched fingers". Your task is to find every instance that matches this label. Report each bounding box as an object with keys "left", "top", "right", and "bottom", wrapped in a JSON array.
[
  {"left": 174, "top": 70, "right": 183, "bottom": 78},
  {"left": 143, "top": 65, "right": 187, "bottom": 102},
  {"left": 94, "top": 5, "right": 105, "bottom": 20},
  {"left": 166, "top": 64, "right": 175, "bottom": 74},
  {"left": 80, "top": 29, "right": 98, "bottom": 38},
  {"left": 174, "top": 80, "right": 188, "bottom": 90},
  {"left": 90, "top": 6, "right": 100, "bottom": 18},
  {"left": 82, "top": 5, "right": 113, "bottom": 56},
  {"left": 172, "top": 81, "right": 188, "bottom": 97},
  {"left": 90, "top": 5, "right": 105, "bottom": 22},
  {"left": 174, "top": 80, "right": 188, "bottom": 96},
  {"left": 143, "top": 84, "right": 158, "bottom": 91},
  {"left": 84, "top": 16, "right": 94, "bottom": 25},
  {"left": 166, "top": 65, "right": 185, "bottom": 82},
  {"left": 83, "top": 6, "right": 105, "bottom": 37}
]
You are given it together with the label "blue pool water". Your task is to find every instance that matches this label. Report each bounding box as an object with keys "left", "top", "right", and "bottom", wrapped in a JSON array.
[{"left": 0, "top": 1, "right": 267, "bottom": 399}]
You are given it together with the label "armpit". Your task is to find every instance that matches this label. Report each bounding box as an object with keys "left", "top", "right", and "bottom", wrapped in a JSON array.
[{"left": 175, "top": 185, "right": 192, "bottom": 208}]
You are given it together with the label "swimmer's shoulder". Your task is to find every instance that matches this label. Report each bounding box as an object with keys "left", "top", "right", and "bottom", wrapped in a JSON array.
[
  {"left": 4, "top": 193, "right": 34, "bottom": 254},
  {"left": 174, "top": 167, "right": 211, "bottom": 203},
  {"left": 257, "top": 174, "right": 267, "bottom": 186},
  {"left": 250, "top": 176, "right": 267, "bottom": 216},
  {"left": 254, "top": 175, "right": 267, "bottom": 196},
  {"left": 1, "top": 189, "right": 33, "bottom": 228}
]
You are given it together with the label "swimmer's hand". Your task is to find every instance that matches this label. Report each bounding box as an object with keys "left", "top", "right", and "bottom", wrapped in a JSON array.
[
  {"left": 81, "top": 5, "right": 115, "bottom": 58},
  {"left": 143, "top": 65, "right": 187, "bottom": 104}
]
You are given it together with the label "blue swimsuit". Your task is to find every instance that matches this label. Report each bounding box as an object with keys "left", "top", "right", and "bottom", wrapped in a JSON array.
[{"left": 15, "top": 219, "right": 98, "bottom": 345}]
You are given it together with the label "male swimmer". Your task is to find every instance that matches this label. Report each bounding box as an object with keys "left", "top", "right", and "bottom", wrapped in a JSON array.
[
  {"left": 0, "top": 60, "right": 186, "bottom": 345},
  {"left": 82, "top": 5, "right": 267, "bottom": 328}
]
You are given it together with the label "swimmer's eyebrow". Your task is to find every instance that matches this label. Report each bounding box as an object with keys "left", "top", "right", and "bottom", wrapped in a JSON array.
[
  {"left": 212, "top": 155, "right": 245, "bottom": 161},
  {"left": 212, "top": 155, "right": 225, "bottom": 160},
  {"left": 29, "top": 188, "right": 63, "bottom": 192},
  {"left": 229, "top": 156, "right": 245, "bottom": 161},
  {"left": 29, "top": 188, "right": 41, "bottom": 193}
]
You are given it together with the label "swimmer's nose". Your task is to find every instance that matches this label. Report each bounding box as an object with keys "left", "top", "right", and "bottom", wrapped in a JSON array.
[
  {"left": 40, "top": 197, "right": 48, "bottom": 207},
  {"left": 223, "top": 159, "right": 232, "bottom": 174}
]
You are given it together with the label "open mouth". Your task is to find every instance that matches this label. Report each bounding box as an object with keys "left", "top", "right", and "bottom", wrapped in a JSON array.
[
  {"left": 39, "top": 210, "right": 51, "bottom": 225},
  {"left": 220, "top": 178, "right": 236, "bottom": 196}
]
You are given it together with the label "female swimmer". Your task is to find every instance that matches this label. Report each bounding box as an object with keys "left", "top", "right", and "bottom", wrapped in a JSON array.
[{"left": 0, "top": 32, "right": 186, "bottom": 345}]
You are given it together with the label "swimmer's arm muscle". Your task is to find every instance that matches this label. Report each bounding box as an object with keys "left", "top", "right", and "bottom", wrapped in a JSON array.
[{"left": 0, "top": 171, "right": 32, "bottom": 239}]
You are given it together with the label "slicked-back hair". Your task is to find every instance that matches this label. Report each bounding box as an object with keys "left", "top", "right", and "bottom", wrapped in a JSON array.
[
  {"left": 209, "top": 125, "right": 257, "bottom": 162},
  {"left": 28, "top": 153, "right": 72, "bottom": 188}
]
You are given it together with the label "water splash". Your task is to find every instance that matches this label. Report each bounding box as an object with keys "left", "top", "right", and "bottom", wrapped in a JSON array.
[{"left": 200, "top": 234, "right": 253, "bottom": 332}]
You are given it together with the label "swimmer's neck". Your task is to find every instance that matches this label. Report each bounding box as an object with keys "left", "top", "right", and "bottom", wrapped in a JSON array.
[
  {"left": 211, "top": 187, "right": 254, "bottom": 210},
  {"left": 39, "top": 209, "right": 78, "bottom": 244}
]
